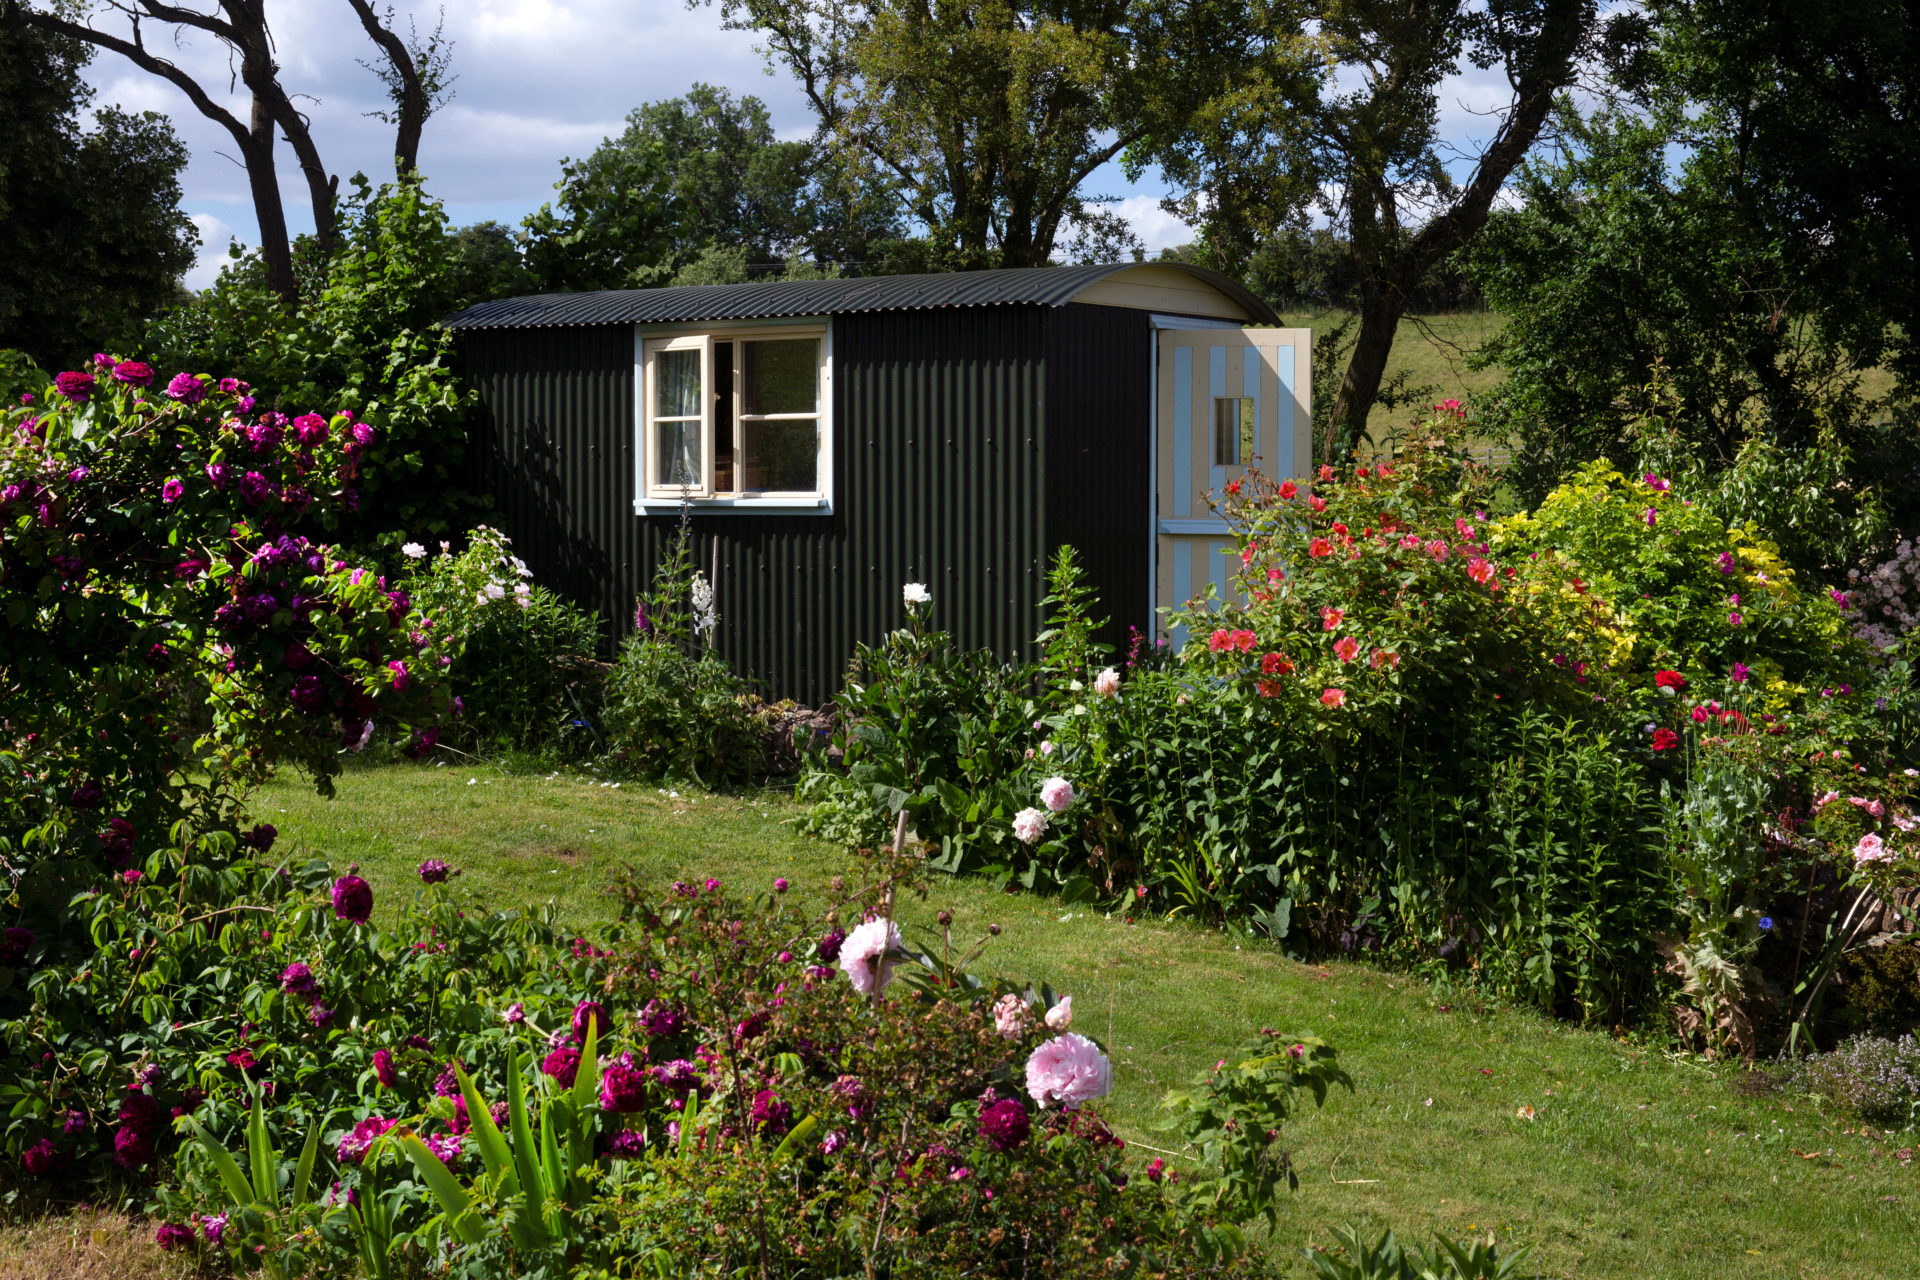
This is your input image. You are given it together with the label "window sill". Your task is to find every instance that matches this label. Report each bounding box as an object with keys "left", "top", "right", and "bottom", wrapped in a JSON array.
[
  {"left": 634, "top": 496, "right": 833, "bottom": 516},
  {"left": 1157, "top": 517, "right": 1233, "bottom": 535}
]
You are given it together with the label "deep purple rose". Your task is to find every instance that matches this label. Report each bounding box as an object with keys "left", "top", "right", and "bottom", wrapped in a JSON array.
[
  {"left": 541, "top": 1046, "right": 582, "bottom": 1088},
  {"left": 154, "top": 1222, "right": 194, "bottom": 1250},
  {"left": 572, "top": 1000, "right": 610, "bottom": 1043},
  {"left": 977, "top": 1098, "right": 1030, "bottom": 1151},
  {"left": 113, "top": 1125, "right": 154, "bottom": 1169},
  {"left": 637, "top": 999, "right": 684, "bottom": 1037},
  {"left": 280, "top": 962, "right": 320, "bottom": 998},
  {"left": 0, "top": 926, "right": 34, "bottom": 965},
  {"left": 204, "top": 462, "right": 229, "bottom": 490},
  {"left": 372, "top": 1049, "right": 397, "bottom": 1088},
  {"left": 817, "top": 928, "right": 847, "bottom": 963},
  {"left": 600, "top": 1059, "right": 647, "bottom": 1113},
  {"left": 292, "top": 412, "right": 329, "bottom": 445},
  {"left": 164, "top": 373, "right": 204, "bottom": 404},
  {"left": 110, "top": 361, "right": 154, "bottom": 386},
  {"left": 650, "top": 1059, "right": 701, "bottom": 1096},
  {"left": 418, "top": 859, "right": 452, "bottom": 884},
  {"left": 238, "top": 471, "right": 272, "bottom": 506},
  {"left": 290, "top": 675, "right": 328, "bottom": 714},
  {"left": 20, "top": 1138, "right": 59, "bottom": 1177},
  {"left": 54, "top": 371, "right": 95, "bottom": 401},
  {"left": 243, "top": 823, "right": 277, "bottom": 852},
  {"left": 161, "top": 477, "right": 185, "bottom": 503},
  {"left": 605, "top": 1128, "right": 647, "bottom": 1158},
  {"left": 332, "top": 875, "right": 373, "bottom": 924},
  {"left": 69, "top": 779, "right": 103, "bottom": 809},
  {"left": 750, "top": 1089, "right": 793, "bottom": 1134}
]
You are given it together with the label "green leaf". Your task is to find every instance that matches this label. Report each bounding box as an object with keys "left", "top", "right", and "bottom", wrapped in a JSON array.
[
  {"left": 452, "top": 1061, "right": 515, "bottom": 1191},
  {"left": 769, "top": 1113, "right": 818, "bottom": 1162},
  {"left": 396, "top": 1131, "right": 486, "bottom": 1246},
  {"left": 504, "top": 1053, "right": 553, "bottom": 1248},
  {"left": 571, "top": 1015, "right": 601, "bottom": 1114},
  {"left": 248, "top": 1087, "right": 276, "bottom": 1205},
  {"left": 292, "top": 1121, "right": 322, "bottom": 1208},
  {"left": 184, "top": 1116, "right": 255, "bottom": 1208}
]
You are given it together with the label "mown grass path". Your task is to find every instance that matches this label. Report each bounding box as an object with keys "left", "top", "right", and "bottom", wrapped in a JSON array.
[{"left": 259, "top": 762, "right": 1918, "bottom": 1279}]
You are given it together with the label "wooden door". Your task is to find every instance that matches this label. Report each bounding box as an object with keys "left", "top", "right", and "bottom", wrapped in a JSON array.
[{"left": 1153, "top": 327, "right": 1311, "bottom": 646}]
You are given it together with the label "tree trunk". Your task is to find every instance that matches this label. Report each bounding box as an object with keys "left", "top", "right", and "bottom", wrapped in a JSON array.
[
  {"left": 1326, "top": 280, "right": 1410, "bottom": 462},
  {"left": 245, "top": 96, "right": 298, "bottom": 304}
]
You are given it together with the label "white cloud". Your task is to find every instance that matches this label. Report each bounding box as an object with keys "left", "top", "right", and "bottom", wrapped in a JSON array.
[
  {"left": 184, "top": 214, "right": 240, "bottom": 292},
  {"left": 1099, "top": 195, "right": 1196, "bottom": 255},
  {"left": 75, "top": 2, "right": 1549, "bottom": 263}
]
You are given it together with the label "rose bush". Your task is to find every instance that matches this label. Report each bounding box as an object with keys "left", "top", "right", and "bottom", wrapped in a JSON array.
[
  {"left": 142, "top": 850, "right": 1348, "bottom": 1277},
  {"left": 800, "top": 411, "right": 1920, "bottom": 1045}
]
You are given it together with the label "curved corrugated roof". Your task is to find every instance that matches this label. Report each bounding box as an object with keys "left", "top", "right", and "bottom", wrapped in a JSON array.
[{"left": 441, "top": 262, "right": 1276, "bottom": 330}]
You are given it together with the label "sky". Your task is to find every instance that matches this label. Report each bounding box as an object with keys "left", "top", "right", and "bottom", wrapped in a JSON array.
[{"left": 73, "top": 0, "right": 1524, "bottom": 290}]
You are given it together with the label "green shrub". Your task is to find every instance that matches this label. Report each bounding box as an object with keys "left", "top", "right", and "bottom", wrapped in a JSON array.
[
  {"left": 1306, "top": 1225, "right": 1538, "bottom": 1279},
  {"left": 600, "top": 516, "right": 763, "bottom": 783},
  {"left": 1494, "top": 458, "right": 1867, "bottom": 702},
  {"left": 1791, "top": 1033, "right": 1920, "bottom": 1126},
  {"left": 601, "top": 639, "right": 764, "bottom": 784},
  {"left": 147, "top": 177, "right": 479, "bottom": 555},
  {"left": 2, "top": 843, "right": 598, "bottom": 1195},
  {"left": 400, "top": 526, "right": 603, "bottom": 754}
]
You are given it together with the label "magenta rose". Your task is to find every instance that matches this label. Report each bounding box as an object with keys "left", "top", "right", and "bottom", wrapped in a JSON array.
[
  {"left": 331, "top": 875, "right": 373, "bottom": 924},
  {"left": 541, "top": 1045, "right": 582, "bottom": 1088},
  {"left": 599, "top": 1059, "right": 647, "bottom": 1113},
  {"left": 164, "top": 373, "right": 204, "bottom": 404},
  {"left": 54, "top": 371, "right": 95, "bottom": 401}
]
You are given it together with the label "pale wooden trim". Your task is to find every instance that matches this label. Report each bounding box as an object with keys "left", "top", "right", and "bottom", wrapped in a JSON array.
[{"left": 1071, "top": 265, "right": 1251, "bottom": 320}]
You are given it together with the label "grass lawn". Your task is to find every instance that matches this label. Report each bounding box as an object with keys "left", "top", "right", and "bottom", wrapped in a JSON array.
[
  {"left": 247, "top": 759, "right": 1917, "bottom": 1280},
  {"left": 1274, "top": 308, "right": 1507, "bottom": 445}
]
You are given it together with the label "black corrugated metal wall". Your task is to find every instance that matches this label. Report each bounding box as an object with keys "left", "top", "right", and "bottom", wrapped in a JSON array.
[
  {"left": 460, "top": 306, "right": 1082, "bottom": 705},
  {"left": 1045, "top": 304, "right": 1153, "bottom": 656}
]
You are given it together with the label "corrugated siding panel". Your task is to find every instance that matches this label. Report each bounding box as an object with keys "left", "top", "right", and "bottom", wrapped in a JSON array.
[
  {"left": 1044, "top": 304, "right": 1153, "bottom": 651},
  {"left": 460, "top": 309, "right": 1050, "bottom": 705},
  {"left": 444, "top": 263, "right": 1277, "bottom": 330}
]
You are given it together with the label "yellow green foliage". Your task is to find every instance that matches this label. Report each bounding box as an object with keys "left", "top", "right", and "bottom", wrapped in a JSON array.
[{"left": 1494, "top": 460, "right": 1867, "bottom": 699}]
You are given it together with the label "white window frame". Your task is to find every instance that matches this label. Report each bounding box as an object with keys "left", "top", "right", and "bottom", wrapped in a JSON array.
[{"left": 633, "top": 317, "right": 834, "bottom": 515}]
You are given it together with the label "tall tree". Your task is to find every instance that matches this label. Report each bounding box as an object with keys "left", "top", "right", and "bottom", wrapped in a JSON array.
[
  {"left": 0, "top": 18, "right": 196, "bottom": 367},
  {"left": 710, "top": 0, "right": 1237, "bottom": 269},
  {"left": 1148, "top": 0, "right": 1603, "bottom": 457},
  {"left": 1461, "top": 1, "right": 1918, "bottom": 570},
  {"left": 1637, "top": 0, "right": 1918, "bottom": 386},
  {"left": 7, "top": 2, "right": 452, "bottom": 303},
  {"left": 521, "top": 83, "right": 905, "bottom": 293},
  {"left": 347, "top": 0, "right": 455, "bottom": 178}
]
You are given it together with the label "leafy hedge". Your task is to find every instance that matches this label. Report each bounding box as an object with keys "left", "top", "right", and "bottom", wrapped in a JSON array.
[{"left": 799, "top": 421, "right": 1920, "bottom": 1045}]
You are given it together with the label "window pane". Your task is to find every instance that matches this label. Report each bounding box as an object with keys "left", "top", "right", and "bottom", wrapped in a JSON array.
[
  {"left": 655, "top": 348, "right": 701, "bottom": 418},
  {"left": 656, "top": 420, "right": 702, "bottom": 488},
  {"left": 1213, "top": 397, "right": 1245, "bottom": 466},
  {"left": 713, "top": 341, "right": 735, "bottom": 493},
  {"left": 744, "top": 419, "right": 818, "bottom": 492},
  {"left": 743, "top": 339, "right": 818, "bottom": 416}
]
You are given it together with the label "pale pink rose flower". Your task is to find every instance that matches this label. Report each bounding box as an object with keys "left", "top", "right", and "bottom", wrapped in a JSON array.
[
  {"left": 1025, "top": 1032, "right": 1111, "bottom": 1109},
  {"left": 1040, "top": 776, "right": 1075, "bottom": 812},
  {"left": 839, "top": 918, "right": 902, "bottom": 997},
  {"left": 1013, "top": 807, "right": 1049, "bottom": 844},
  {"left": 1044, "top": 995, "right": 1073, "bottom": 1030},
  {"left": 1093, "top": 667, "right": 1121, "bottom": 698},
  {"left": 993, "top": 993, "right": 1030, "bottom": 1039},
  {"left": 1854, "top": 832, "right": 1891, "bottom": 864}
]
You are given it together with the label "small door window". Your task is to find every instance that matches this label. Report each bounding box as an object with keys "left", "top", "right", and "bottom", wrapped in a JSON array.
[{"left": 1213, "top": 396, "right": 1254, "bottom": 466}]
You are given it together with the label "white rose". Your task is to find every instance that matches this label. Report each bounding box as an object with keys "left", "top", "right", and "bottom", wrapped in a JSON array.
[{"left": 903, "top": 582, "right": 931, "bottom": 605}]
